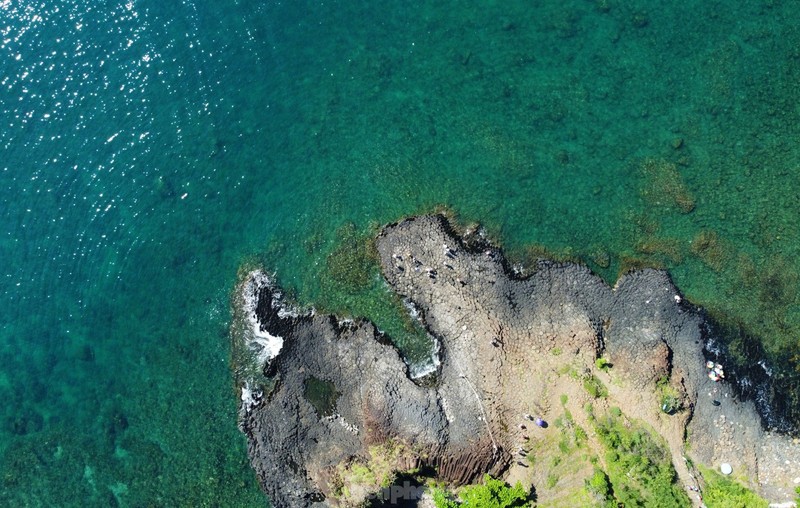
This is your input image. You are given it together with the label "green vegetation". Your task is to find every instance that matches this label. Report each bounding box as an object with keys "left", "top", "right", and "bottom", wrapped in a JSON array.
[
  {"left": 557, "top": 364, "right": 580, "bottom": 379},
  {"left": 590, "top": 409, "right": 689, "bottom": 507},
  {"left": 656, "top": 376, "right": 683, "bottom": 415},
  {"left": 573, "top": 426, "right": 588, "bottom": 446},
  {"left": 699, "top": 466, "right": 768, "bottom": 508},
  {"left": 330, "top": 439, "right": 416, "bottom": 503},
  {"left": 583, "top": 374, "right": 608, "bottom": 398},
  {"left": 552, "top": 408, "right": 588, "bottom": 452},
  {"left": 595, "top": 357, "right": 612, "bottom": 372},
  {"left": 585, "top": 467, "right": 615, "bottom": 507},
  {"left": 432, "top": 474, "right": 531, "bottom": 508}
]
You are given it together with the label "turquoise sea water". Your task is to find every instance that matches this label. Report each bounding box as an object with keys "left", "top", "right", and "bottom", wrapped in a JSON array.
[{"left": 2, "top": 0, "right": 799, "bottom": 505}]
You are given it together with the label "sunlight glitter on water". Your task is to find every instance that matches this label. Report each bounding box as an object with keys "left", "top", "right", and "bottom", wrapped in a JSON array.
[{"left": 0, "top": 0, "right": 215, "bottom": 299}]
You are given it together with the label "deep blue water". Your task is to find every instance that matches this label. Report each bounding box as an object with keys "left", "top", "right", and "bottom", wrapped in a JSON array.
[{"left": 2, "top": 0, "right": 799, "bottom": 505}]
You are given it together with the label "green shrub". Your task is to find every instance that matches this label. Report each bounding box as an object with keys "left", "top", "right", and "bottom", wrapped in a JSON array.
[
  {"left": 585, "top": 467, "right": 613, "bottom": 502},
  {"left": 699, "top": 466, "right": 768, "bottom": 508},
  {"left": 660, "top": 394, "right": 681, "bottom": 415},
  {"left": 573, "top": 426, "right": 588, "bottom": 445},
  {"left": 432, "top": 488, "right": 460, "bottom": 508},
  {"left": 595, "top": 357, "right": 612, "bottom": 371},
  {"left": 349, "top": 463, "right": 376, "bottom": 485},
  {"left": 583, "top": 374, "right": 608, "bottom": 398},
  {"left": 656, "top": 376, "right": 683, "bottom": 414},
  {"left": 593, "top": 411, "right": 689, "bottom": 507},
  {"left": 431, "top": 474, "right": 531, "bottom": 508}
]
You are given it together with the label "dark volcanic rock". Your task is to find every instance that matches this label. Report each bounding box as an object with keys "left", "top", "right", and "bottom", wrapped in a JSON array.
[{"left": 232, "top": 215, "right": 800, "bottom": 507}]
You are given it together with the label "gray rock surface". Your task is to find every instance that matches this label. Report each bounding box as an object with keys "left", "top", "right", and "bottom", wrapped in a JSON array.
[{"left": 233, "top": 214, "right": 799, "bottom": 507}]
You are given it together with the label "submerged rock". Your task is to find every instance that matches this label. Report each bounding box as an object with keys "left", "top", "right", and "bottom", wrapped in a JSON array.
[{"left": 232, "top": 215, "right": 800, "bottom": 507}]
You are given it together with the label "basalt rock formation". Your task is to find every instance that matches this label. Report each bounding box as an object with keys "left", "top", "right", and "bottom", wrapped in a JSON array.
[{"left": 232, "top": 215, "right": 800, "bottom": 507}]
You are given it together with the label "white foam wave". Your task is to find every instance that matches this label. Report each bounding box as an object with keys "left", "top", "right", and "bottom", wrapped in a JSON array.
[
  {"left": 403, "top": 298, "right": 421, "bottom": 322},
  {"left": 241, "top": 270, "right": 284, "bottom": 367},
  {"left": 240, "top": 381, "right": 263, "bottom": 414},
  {"left": 250, "top": 327, "right": 283, "bottom": 366},
  {"left": 408, "top": 337, "right": 441, "bottom": 379}
]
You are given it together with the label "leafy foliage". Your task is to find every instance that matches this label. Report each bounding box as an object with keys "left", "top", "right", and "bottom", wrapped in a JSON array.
[
  {"left": 585, "top": 467, "right": 616, "bottom": 507},
  {"left": 699, "top": 466, "right": 768, "bottom": 508},
  {"left": 592, "top": 410, "right": 690, "bottom": 507},
  {"left": 595, "top": 357, "right": 612, "bottom": 372},
  {"left": 332, "top": 439, "right": 414, "bottom": 503},
  {"left": 432, "top": 474, "right": 531, "bottom": 508},
  {"left": 656, "top": 376, "right": 683, "bottom": 415}
]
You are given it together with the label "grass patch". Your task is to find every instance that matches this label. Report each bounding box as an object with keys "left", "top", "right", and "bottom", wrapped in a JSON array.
[
  {"left": 573, "top": 426, "right": 588, "bottom": 446},
  {"left": 583, "top": 374, "right": 608, "bottom": 398},
  {"left": 556, "top": 364, "right": 581, "bottom": 380},
  {"left": 557, "top": 437, "right": 570, "bottom": 454}
]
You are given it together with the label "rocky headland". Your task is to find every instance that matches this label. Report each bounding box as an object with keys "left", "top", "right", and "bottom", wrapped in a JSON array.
[{"left": 231, "top": 215, "right": 800, "bottom": 507}]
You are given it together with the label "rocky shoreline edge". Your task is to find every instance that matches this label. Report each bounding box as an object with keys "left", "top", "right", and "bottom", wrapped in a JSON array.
[{"left": 231, "top": 214, "right": 800, "bottom": 507}]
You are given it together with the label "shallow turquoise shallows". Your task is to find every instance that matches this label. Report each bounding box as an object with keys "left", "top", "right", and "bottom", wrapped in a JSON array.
[{"left": 1, "top": 0, "right": 799, "bottom": 505}]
